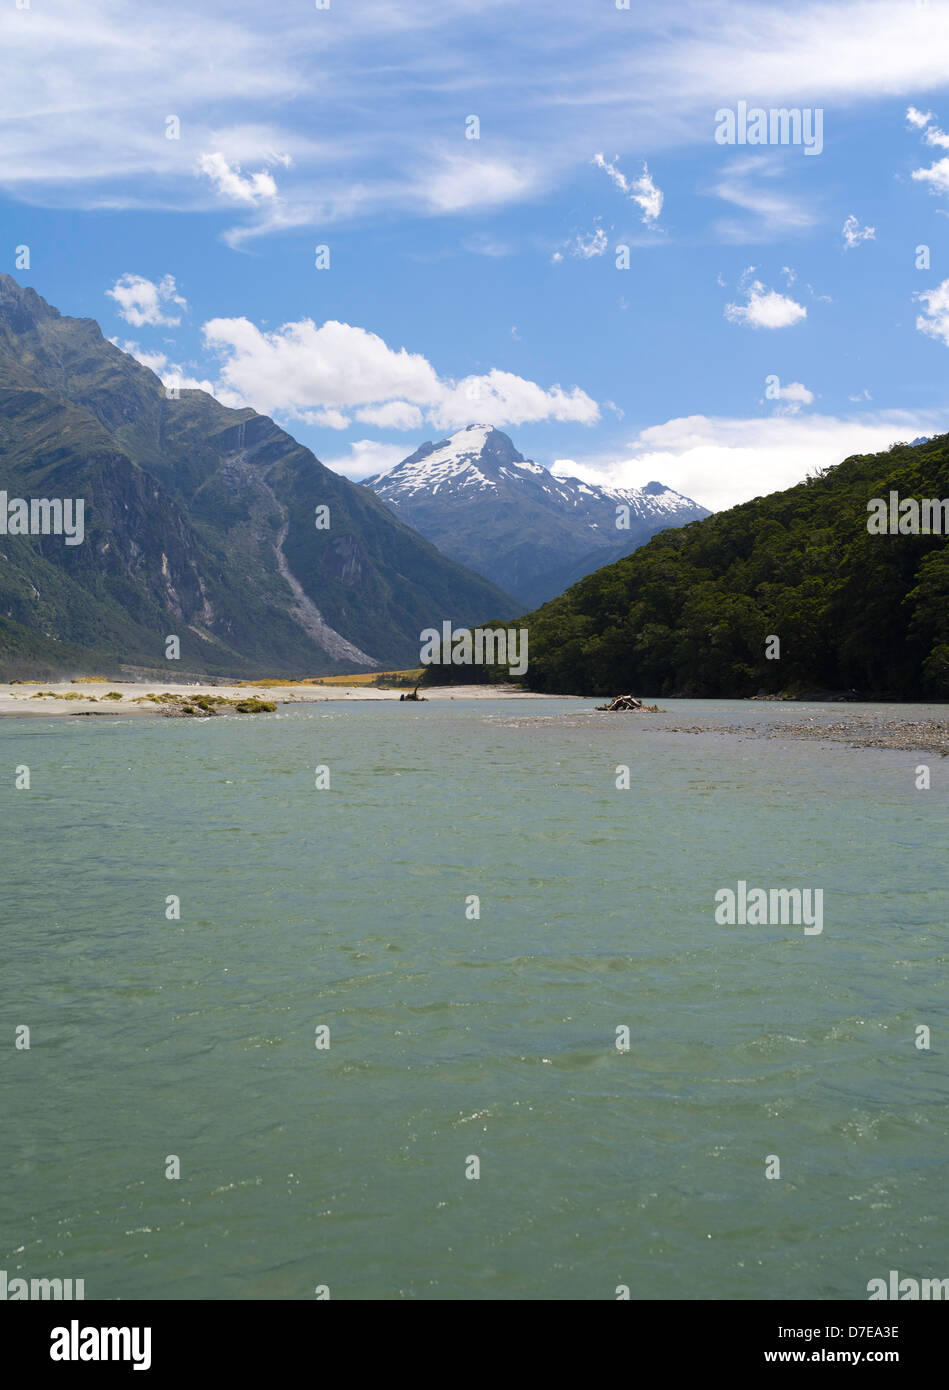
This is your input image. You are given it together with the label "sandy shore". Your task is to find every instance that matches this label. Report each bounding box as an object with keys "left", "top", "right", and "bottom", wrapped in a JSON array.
[{"left": 0, "top": 679, "right": 556, "bottom": 717}]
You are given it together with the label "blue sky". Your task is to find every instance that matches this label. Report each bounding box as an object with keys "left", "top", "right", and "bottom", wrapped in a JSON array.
[{"left": 3, "top": 0, "right": 949, "bottom": 507}]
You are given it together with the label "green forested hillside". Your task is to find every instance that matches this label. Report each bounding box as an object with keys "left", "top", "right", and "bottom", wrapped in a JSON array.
[{"left": 519, "top": 436, "right": 949, "bottom": 699}]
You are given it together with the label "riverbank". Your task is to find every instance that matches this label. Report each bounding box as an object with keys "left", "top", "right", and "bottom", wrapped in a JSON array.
[
  {"left": 0, "top": 679, "right": 555, "bottom": 716},
  {"left": 587, "top": 703, "right": 949, "bottom": 756},
  {"left": 4, "top": 683, "right": 947, "bottom": 753},
  {"left": 479, "top": 698, "right": 949, "bottom": 757},
  {"left": 638, "top": 712, "right": 949, "bottom": 755}
]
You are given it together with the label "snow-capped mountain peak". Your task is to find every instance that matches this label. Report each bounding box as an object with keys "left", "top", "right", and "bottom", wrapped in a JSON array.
[
  {"left": 364, "top": 424, "right": 710, "bottom": 608},
  {"left": 368, "top": 424, "right": 698, "bottom": 515},
  {"left": 369, "top": 424, "right": 521, "bottom": 496}
]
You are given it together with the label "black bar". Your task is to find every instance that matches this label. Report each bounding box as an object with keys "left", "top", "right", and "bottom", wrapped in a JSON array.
[{"left": 3, "top": 1299, "right": 945, "bottom": 1375}]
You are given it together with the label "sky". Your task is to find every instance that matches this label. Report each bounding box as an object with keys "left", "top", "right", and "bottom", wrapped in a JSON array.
[{"left": 2, "top": 0, "right": 949, "bottom": 509}]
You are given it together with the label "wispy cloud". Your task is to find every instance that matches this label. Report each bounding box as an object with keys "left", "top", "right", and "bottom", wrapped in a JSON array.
[
  {"left": 593, "top": 154, "right": 663, "bottom": 223},
  {"left": 568, "top": 227, "right": 608, "bottom": 259},
  {"left": 3, "top": 1, "right": 949, "bottom": 241},
  {"left": 709, "top": 158, "right": 817, "bottom": 242},
  {"left": 841, "top": 214, "right": 875, "bottom": 249},
  {"left": 462, "top": 232, "right": 513, "bottom": 257}
]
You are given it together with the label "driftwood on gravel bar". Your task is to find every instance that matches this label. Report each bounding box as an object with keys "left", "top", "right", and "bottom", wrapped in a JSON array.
[{"left": 595, "top": 694, "right": 665, "bottom": 712}]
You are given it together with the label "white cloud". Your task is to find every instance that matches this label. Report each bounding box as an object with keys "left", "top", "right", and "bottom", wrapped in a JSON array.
[
  {"left": 593, "top": 153, "right": 663, "bottom": 223},
  {"left": 632, "top": 166, "right": 663, "bottom": 224},
  {"left": 904, "top": 105, "right": 949, "bottom": 146},
  {"left": 296, "top": 407, "right": 351, "bottom": 430},
  {"left": 355, "top": 401, "right": 425, "bottom": 430},
  {"left": 110, "top": 337, "right": 170, "bottom": 374},
  {"left": 106, "top": 273, "right": 187, "bottom": 327},
  {"left": 551, "top": 411, "right": 943, "bottom": 511},
  {"left": 197, "top": 152, "right": 279, "bottom": 204},
  {"left": 179, "top": 374, "right": 241, "bottom": 401},
  {"left": 915, "top": 278, "right": 949, "bottom": 346},
  {"left": 321, "top": 439, "right": 410, "bottom": 480},
  {"left": 724, "top": 276, "right": 807, "bottom": 329},
  {"left": 198, "top": 315, "right": 599, "bottom": 431},
  {"left": 908, "top": 108, "right": 949, "bottom": 196},
  {"left": 201, "top": 317, "right": 439, "bottom": 420},
  {"left": 841, "top": 214, "right": 876, "bottom": 249},
  {"left": 419, "top": 154, "right": 537, "bottom": 213},
  {"left": 431, "top": 370, "right": 599, "bottom": 431},
  {"left": 912, "top": 156, "right": 949, "bottom": 196},
  {"left": 767, "top": 380, "right": 814, "bottom": 414}
]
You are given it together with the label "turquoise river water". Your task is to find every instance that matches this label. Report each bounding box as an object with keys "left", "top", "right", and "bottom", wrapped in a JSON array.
[{"left": 1, "top": 697, "right": 947, "bottom": 1299}]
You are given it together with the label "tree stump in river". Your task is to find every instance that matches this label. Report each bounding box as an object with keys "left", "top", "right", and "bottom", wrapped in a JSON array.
[{"left": 596, "top": 694, "right": 643, "bottom": 711}]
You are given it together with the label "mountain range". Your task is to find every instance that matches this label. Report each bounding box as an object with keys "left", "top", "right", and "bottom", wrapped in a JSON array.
[
  {"left": 0, "top": 274, "right": 515, "bottom": 680},
  {"left": 364, "top": 424, "right": 709, "bottom": 609}
]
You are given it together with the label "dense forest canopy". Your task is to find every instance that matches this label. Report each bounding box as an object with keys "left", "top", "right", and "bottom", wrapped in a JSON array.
[{"left": 423, "top": 435, "right": 949, "bottom": 699}]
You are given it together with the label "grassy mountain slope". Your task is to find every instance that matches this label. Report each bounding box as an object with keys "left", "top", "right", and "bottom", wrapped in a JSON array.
[{"left": 0, "top": 274, "right": 515, "bottom": 678}]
